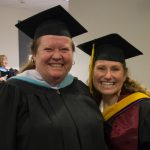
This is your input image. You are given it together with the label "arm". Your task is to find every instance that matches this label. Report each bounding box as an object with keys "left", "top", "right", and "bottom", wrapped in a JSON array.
[
  {"left": 0, "top": 82, "right": 18, "bottom": 150},
  {"left": 139, "top": 99, "right": 150, "bottom": 150}
]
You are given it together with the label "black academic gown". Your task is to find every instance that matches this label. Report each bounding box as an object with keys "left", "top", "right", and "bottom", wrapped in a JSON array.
[
  {"left": 0, "top": 78, "right": 107, "bottom": 150},
  {"left": 139, "top": 99, "right": 150, "bottom": 150}
]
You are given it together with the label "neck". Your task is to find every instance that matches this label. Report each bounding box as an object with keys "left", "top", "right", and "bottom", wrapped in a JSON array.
[
  {"left": 46, "top": 77, "right": 63, "bottom": 87},
  {"left": 101, "top": 94, "right": 119, "bottom": 112}
]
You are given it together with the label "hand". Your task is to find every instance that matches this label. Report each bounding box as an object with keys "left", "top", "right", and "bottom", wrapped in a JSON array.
[
  {"left": 0, "top": 77, "right": 4, "bottom": 81},
  {"left": 0, "top": 75, "right": 8, "bottom": 81}
]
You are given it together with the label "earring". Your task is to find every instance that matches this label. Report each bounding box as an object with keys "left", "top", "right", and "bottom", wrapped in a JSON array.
[{"left": 72, "top": 61, "right": 75, "bottom": 65}]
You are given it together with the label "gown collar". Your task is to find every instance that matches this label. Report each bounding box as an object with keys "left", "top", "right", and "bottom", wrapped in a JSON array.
[
  {"left": 10, "top": 69, "right": 74, "bottom": 89},
  {"left": 0, "top": 67, "right": 8, "bottom": 72}
]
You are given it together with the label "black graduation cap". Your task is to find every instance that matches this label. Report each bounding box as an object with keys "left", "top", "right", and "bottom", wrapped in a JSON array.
[
  {"left": 15, "top": 5, "right": 87, "bottom": 39},
  {"left": 77, "top": 33, "right": 143, "bottom": 63}
]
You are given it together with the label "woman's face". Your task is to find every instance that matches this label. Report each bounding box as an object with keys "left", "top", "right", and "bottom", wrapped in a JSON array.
[
  {"left": 2, "top": 56, "right": 8, "bottom": 68},
  {"left": 92, "top": 60, "right": 126, "bottom": 96},
  {"left": 33, "top": 35, "right": 74, "bottom": 85}
]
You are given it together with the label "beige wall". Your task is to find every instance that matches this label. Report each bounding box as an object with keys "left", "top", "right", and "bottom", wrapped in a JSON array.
[
  {"left": 70, "top": 0, "right": 150, "bottom": 89},
  {"left": 0, "top": 6, "right": 38, "bottom": 69},
  {"left": 0, "top": 1, "right": 150, "bottom": 89}
]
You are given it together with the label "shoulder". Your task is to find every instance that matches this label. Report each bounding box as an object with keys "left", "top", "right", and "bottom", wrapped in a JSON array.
[
  {"left": 139, "top": 98, "right": 150, "bottom": 148},
  {"left": 0, "top": 79, "right": 21, "bottom": 94},
  {"left": 139, "top": 98, "right": 150, "bottom": 118},
  {"left": 140, "top": 98, "right": 150, "bottom": 108},
  {"left": 73, "top": 77, "right": 89, "bottom": 92}
]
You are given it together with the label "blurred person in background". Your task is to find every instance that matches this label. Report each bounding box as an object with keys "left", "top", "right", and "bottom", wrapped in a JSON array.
[{"left": 0, "top": 54, "right": 18, "bottom": 81}]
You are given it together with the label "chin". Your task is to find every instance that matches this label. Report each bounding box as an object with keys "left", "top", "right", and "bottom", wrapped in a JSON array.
[
  {"left": 51, "top": 72, "right": 66, "bottom": 79},
  {"left": 100, "top": 90, "right": 117, "bottom": 95}
]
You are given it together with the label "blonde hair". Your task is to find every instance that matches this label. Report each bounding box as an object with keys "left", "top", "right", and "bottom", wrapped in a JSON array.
[
  {"left": 0, "top": 55, "right": 6, "bottom": 67},
  {"left": 123, "top": 77, "right": 150, "bottom": 96},
  {"left": 91, "top": 62, "right": 150, "bottom": 104}
]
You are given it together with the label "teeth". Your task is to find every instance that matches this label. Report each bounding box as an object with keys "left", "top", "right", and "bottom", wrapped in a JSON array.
[
  {"left": 101, "top": 82, "right": 114, "bottom": 85},
  {"left": 50, "top": 64, "right": 62, "bottom": 67},
  {"left": 101, "top": 82, "right": 114, "bottom": 88}
]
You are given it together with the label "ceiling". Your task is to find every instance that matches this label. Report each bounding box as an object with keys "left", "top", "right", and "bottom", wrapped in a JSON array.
[{"left": 0, "top": 0, "right": 69, "bottom": 11}]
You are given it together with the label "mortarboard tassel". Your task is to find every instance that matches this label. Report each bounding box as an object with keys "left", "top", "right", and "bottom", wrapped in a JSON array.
[{"left": 89, "top": 44, "right": 95, "bottom": 94}]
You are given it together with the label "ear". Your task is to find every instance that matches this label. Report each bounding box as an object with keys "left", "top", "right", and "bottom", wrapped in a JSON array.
[{"left": 31, "top": 54, "right": 36, "bottom": 61}]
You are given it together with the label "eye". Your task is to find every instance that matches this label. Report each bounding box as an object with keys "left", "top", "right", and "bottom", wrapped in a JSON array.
[
  {"left": 60, "top": 47, "right": 70, "bottom": 52},
  {"left": 44, "top": 47, "right": 53, "bottom": 51},
  {"left": 111, "top": 67, "right": 120, "bottom": 71},
  {"left": 97, "top": 66, "right": 106, "bottom": 71}
]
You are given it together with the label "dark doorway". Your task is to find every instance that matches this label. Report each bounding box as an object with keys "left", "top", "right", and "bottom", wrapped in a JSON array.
[{"left": 18, "top": 30, "right": 32, "bottom": 67}]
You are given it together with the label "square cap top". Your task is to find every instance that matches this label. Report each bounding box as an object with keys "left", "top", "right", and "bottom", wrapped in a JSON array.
[
  {"left": 15, "top": 5, "right": 87, "bottom": 39},
  {"left": 77, "top": 33, "right": 143, "bottom": 63}
]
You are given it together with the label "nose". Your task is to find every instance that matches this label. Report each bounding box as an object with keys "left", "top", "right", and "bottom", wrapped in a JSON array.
[
  {"left": 104, "top": 70, "right": 112, "bottom": 79},
  {"left": 52, "top": 49, "right": 62, "bottom": 60}
]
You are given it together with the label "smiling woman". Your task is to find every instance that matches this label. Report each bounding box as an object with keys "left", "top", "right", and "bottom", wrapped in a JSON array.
[
  {"left": 32, "top": 35, "right": 74, "bottom": 86},
  {"left": 92, "top": 60, "right": 126, "bottom": 98},
  {"left": 0, "top": 5, "right": 108, "bottom": 150},
  {"left": 78, "top": 33, "right": 150, "bottom": 150}
]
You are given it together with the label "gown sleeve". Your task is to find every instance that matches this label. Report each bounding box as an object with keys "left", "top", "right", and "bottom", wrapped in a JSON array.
[
  {"left": 139, "top": 98, "right": 150, "bottom": 150},
  {"left": 0, "top": 82, "right": 19, "bottom": 149}
]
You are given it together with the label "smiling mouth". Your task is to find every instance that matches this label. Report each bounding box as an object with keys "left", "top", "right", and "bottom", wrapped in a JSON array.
[
  {"left": 50, "top": 64, "right": 63, "bottom": 68},
  {"left": 101, "top": 81, "right": 115, "bottom": 88}
]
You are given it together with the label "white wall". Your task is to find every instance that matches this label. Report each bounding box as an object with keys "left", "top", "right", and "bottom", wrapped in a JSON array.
[
  {"left": 0, "top": 6, "right": 38, "bottom": 69},
  {"left": 0, "top": 1, "right": 150, "bottom": 89},
  {"left": 70, "top": 0, "right": 150, "bottom": 89},
  {"left": 70, "top": 48, "right": 90, "bottom": 83}
]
